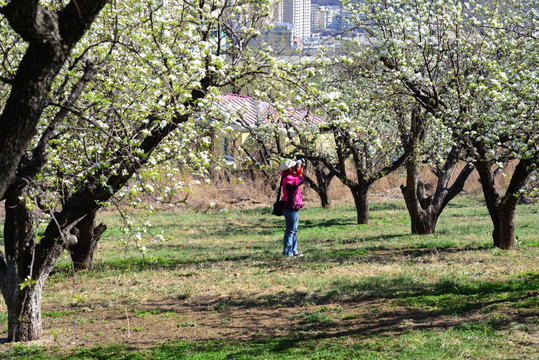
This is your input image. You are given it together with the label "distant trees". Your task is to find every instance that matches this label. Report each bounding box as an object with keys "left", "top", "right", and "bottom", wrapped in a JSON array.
[
  {"left": 246, "top": 55, "right": 414, "bottom": 223},
  {"left": 343, "top": 0, "right": 478, "bottom": 234},
  {"left": 248, "top": 0, "right": 537, "bottom": 240}
]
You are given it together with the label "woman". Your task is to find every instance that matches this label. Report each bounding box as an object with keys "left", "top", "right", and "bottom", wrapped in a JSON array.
[{"left": 279, "top": 159, "right": 305, "bottom": 257}]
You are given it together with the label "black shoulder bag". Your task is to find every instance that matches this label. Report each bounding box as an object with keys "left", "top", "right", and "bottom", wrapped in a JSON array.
[{"left": 272, "top": 176, "right": 284, "bottom": 216}]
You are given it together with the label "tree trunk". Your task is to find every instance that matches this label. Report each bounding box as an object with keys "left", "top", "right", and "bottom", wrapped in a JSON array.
[
  {"left": 315, "top": 167, "right": 334, "bottom": 209},
  {"left": 351, "top": 187, "right": 370, "bottom": 224},
  {"left": 319, "top": 189, "right": 330, "bottom": 209},
  {"left": 492, "top": 207, "right": 516, "bottom": 250},
  {"left": 1, "top": 187, "right": 57, "bottom": 341},
  {"left": 68, "top": 209, "right": 107, "bottom": 271},
  {"left": 401, "top": 144, "right": 474, "bottom": 235},
  {"left": 400, "top": 152, "right": 437, "bottom": 234},
  {"left": 474, "top": 157, "right": 532, "bottom": 250},
  {"left": 303, "top": 162, "right": 334, "bottom": 209},
  {"left": 5, "top": 273, "right": 46, "bottom": 342},
  {"left": 403, "top": 191, "right": 437, "bottom": 234}
]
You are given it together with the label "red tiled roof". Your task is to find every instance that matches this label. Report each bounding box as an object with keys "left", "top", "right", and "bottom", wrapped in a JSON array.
[{"left": 212, "top": 93, "right": 326, "bottom": 129}]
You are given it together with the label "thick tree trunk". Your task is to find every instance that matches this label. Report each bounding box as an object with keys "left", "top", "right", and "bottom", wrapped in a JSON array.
[
  {"left": 492, "top": 207, "right": 516, "bottom": 250},
  {"left": 401, "top": 145, "right": 473, "bottom": 235},
  {"left": 5, "top": 272, "right": 46, "bottom": 342},
  {"left": 68, "top": 209, "right": 107, "bottom": 271},
  {"left": 404, "top": 198, "right": 437, "bottom": 234},
  {"left": 351, "top": 187, "right": 370, "bottom": 225},
  {"left": 1, "top": 187, "right": 57, "bottom": 341},
  {"left": 474, "top": 157, "right": 532, "bottom": 250},
  {"left": 401, "top": 154, "right": 437, "bottom": 234}
]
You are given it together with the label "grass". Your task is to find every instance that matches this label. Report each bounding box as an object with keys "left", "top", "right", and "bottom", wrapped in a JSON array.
[{"left": 0, "top": 195, "right": 537, "bottom": 359}]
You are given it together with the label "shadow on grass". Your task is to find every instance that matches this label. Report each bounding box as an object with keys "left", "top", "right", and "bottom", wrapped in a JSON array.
[
  {"left": 177, "top": 273, "right": 538, "bottom": 358},
  {"left": 301, "top": 218, "right": 357, "bottom": 229},
  {"left": 51, "top": 243, "right": 494, "bottom": 278},
  {"left": 115, "top": 272, "right": 536, "bottom": 358},
  {"left": 16, "top": 271, "right": 537, "bottom": 359},
  {"left": 51, "top": 243, "right": 493, "bottom": 278},
  {"left": 291, "top": 244, "right": 493, "bottom": 265},
  {"left": 210, "top": 271, "right": 538, "bottom": 312}
]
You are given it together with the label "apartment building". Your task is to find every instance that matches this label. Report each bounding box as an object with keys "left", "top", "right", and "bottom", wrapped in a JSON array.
[{"left": 282, "top": 0, "right": 311, "bottom": 40}]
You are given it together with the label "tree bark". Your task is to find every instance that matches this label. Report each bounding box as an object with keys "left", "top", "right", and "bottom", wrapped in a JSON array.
[
  {"left": 401, "top": 180, "right": 437, "bottom": 234},
  {"left": 492, "top": 206, "right": 516, "bottom": 250},
  {"left": 351, "top": 186, "right": 370, "bottom": 224},
  {"left": 5, "top": 274, "right": 47, "bottom": 342},
  {"left": 0, "top": 0, "right": 108, "bottom": 200},
  {"left": 401, "top": 146, "right": 473, "bottom": 235},
  {"left": 474, "top": 156, "right": 533, "bottom": 250},
  {"left": 68, "top": 210, "right": 107, "bottom": 271},
  {"left": 1, "top": 185, "right": 61, "bottom": 341}
]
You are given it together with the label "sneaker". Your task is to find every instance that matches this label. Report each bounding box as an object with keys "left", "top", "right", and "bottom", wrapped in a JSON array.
[{"left": 294, "top": 253, "right": 304, "bottom": 257}]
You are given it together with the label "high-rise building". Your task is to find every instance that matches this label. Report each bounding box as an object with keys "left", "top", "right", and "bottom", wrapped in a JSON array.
[
  {"left": 311, "top": 5, "right": 328, "bottom": 31},
  {"left": 282, "top": 0, "right": 311, "bottom": 40},
  {"left": 253, "top": 23, "right": 294, "bottom": 54}
]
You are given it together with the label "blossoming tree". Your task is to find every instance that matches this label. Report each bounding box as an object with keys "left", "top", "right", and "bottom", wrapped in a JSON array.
[
  {"left": 0, "top": 0, "right": 281, "bottom": 342},
  {"left": 344, "top": 0, "right": 538, "bottom": 246}
]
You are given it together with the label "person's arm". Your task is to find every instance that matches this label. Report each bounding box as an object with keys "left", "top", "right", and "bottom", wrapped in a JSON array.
[{"left": 297, "top": 163, "right": 305, "bottom": 178}]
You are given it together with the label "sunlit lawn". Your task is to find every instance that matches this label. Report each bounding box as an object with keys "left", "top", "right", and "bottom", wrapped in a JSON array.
[{"left": 0, "top": 195, "right": 537, "bottom": 359}]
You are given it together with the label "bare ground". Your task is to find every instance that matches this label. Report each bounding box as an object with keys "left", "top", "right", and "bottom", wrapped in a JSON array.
[
  {"left": 3, "top": 249, "right": 536, "bottom": 354},
  {"left": 24, "top": 289, "right": 537, "bottom": 352}
]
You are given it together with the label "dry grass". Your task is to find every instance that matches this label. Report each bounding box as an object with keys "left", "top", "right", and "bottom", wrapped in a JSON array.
[
  {"left": 186, "top": 162, "right": 516, "bottom": 211},
  {"left": 0, "top": 164, "right": 537, "bottom": 359}
]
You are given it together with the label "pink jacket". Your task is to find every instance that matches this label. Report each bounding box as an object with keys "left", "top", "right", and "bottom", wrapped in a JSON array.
[{"left": 281, "top": 172, "right": 305, "bottom": 210}]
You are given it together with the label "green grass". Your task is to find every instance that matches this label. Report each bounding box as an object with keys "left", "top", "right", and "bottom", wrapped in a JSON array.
[
  {"left": 0, "top": 195, "right": 538, "bottom": 359},
  {"left": 0, "top": 330, "right": 534, "bottom": 360}
]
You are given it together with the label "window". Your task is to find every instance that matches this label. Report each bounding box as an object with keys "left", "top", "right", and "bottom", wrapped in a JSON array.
[{"left": 222, "top": 137, "right": 234, "bottom": 161}]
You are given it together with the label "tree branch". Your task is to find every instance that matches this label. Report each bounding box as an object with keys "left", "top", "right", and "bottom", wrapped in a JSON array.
[
  {"left": 1, "top": 1, "right": 61, "bottom": 45},
  {"left": 0, "top": 75, "right": 14, "bottom": 85},
  {"left": 0, "top": 0, "right": 108, "bottom": 200},
  {"left": 18, "top": 59, "right": 99, "bottom": 180}
]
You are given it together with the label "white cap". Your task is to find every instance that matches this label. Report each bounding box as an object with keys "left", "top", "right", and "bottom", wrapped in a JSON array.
[{"left": 279, "top": 159, "right": 296, "bottom": 171}]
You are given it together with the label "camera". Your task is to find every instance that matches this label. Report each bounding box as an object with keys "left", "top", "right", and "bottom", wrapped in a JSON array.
[{"left": 296, "top": 158, "right": 306, "bottom": 168}]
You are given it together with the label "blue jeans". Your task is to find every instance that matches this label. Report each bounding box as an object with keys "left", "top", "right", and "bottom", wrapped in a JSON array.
[{"left": 283, "top": 209, "right": 299, "bottom": 256}]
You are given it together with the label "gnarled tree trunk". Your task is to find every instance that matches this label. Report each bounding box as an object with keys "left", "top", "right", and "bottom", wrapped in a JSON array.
[
  {"left": 1, "top": 185, "right": 63, "bottom": 341},
  {"left": 401, "top": 146, "right": 473, "bottom": 234},
  {"left": 68, "top": 209, "right": 107, "bottom": 271},
  {"left": 475, "top": 157, "right": 532, "bottom": 250},
  {"left": 402, "top": 177, "right": 437, "bottom": 234}
]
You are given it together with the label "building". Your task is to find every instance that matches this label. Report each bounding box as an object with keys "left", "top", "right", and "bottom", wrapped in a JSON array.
[
  {"left": 325, "top": 6, "right": 344, "bottom": 30},
  {"left": 253, "top": 23, "right": 294, "bottom": 54},
  {"left": 282, "top": 0, "right": 311, "bottom": 40},
  {"left": 311, "top": 5, "right": 327, "bottom": 31},
  {"left": 203, "top": 94, "right": 325, "bottom": 162}
]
